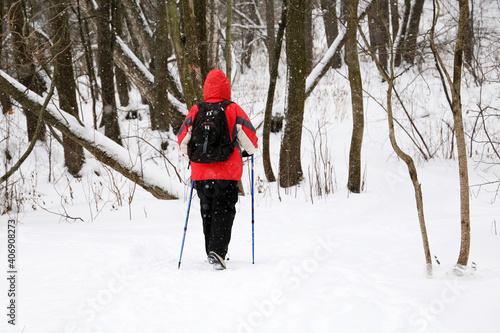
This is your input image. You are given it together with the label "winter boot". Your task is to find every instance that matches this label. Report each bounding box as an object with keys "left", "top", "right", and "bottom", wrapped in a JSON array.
[{"left": 207, "top": 251, "right": 226, "bottom": 270}]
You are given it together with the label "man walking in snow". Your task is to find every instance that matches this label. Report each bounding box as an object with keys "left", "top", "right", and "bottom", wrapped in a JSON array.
[{"left": 177, "top": 69, "right": 258, "bottom": 270}]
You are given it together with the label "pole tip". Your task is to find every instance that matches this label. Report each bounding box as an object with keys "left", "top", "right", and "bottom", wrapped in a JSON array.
[{"left": 178, "top": 262, "right": 181, "bottom": 269}]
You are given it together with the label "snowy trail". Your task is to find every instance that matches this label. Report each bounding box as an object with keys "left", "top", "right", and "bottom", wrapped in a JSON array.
[
  {"left": 1, "top": 114, "right": 499, "bottom": 332},
  {"left": 2, "top": 164, "right": 500, "bottom": 333}
]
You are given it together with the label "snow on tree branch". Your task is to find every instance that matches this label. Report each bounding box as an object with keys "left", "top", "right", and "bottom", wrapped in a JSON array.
[{"left": 0, "top": 70, "right": 178, "bottom": 200}]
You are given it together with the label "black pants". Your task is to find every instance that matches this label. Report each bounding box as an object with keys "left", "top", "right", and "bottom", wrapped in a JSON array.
[{"left": 195, "top": 180, "right": 239, "bottom": 258}]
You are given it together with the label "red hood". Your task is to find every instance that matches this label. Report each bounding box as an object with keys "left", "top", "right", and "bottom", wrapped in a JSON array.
[{"left": 203, "top": 69, "right": 231, "bottom": 102}]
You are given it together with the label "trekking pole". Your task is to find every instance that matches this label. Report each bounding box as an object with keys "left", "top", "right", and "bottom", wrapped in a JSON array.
[
  {"left": 251, "top": 154, "right": 255, "bottom": 264},
  {"left": 178, "top": 181, "right": 195, "bottom": 269}
]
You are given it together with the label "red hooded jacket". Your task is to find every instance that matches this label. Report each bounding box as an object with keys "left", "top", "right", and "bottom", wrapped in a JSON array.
[{"left": 177, "top": 70, "right": 258, "bottom": 181}]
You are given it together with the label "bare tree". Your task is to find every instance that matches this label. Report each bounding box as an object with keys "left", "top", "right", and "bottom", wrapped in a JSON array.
[
  {"left": 358, "top": 13, "right": 433, "bottom": 276},
  {"left": 304, "top": 0, "right": 314, "bottom": 75},
  {"left": 50, "top": 0, "right": 85, "bottom": 176},
  {"left": 345, "top": 0, "right": 364, "bottom": 193},
  {"left": 367, "top": 0, "right": 389, "bottom": 71},
  {"left": 265, "top": 0, "right": 275, "bottom": 74},
  {"left": 226, "top": 0, "right": 233, "bottom": 81},
  {"left": 279, "top": 0, "right": 306, "bottom": 188},
  {"left": 394, "top": 0, "right": 410, "bottom": 67},
  {"left": 150, "top": 0, "right": 172, "bottom": 131},
  {"left": 396, "top": 0, "right": 425, "bottom": 65},
  {"left": 263, "top": 0, "right": 288, "bottom": 183},
  {"left": 320, "top": 0, "right": 342, "bottom": 68},
  {"left": 179, "top": 0, "right": 204, "bottom": 97},
  {"left": 194, "top": 0, "right": 209, "bottom": 79},
  {"left": 206, "top": 0, "right": 220, "bottom": 70},
  {"left": 7, "top": 0, "right": 47, "bottom": 141},
  {"left": 114, "top": 3, "right": 131, "bottom": 108},
  {"left": 430, "top": 0, "right": 471, "bottom": 270},
  {"left": 96, "top": 0, "right": 122, "bottom": 145},
  {"left": 166, "top": 0, "right": 203, "bottom": 108},
  {"left": 121, "top": 0, "right": 154, "bottom": 55},
  {"left": 389, "top": 0, "right": 399, "bottom": 40},
  {"left": 75, "top": 0, "right": 99, "bottom": 129},
  {"left": 0, "top": 0, "right": 12, "bottom": 113},
  {"left": 240, "top": 0, "right": 260, "bottom": 73}
]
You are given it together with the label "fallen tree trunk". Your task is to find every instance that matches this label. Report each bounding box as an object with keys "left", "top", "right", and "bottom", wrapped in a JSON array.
[
  {"left": 0, "top": 70, "right": 177, "bottom": 200},
  {"left": 114, "top": 36, "right": 187, "bottom": 131},
  {"left": 305, "top": 0, "right": 373, "bottom": 98}
]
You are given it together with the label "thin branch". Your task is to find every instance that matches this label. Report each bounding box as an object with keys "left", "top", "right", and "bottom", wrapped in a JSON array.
[{"left": 0, "top": 66, "right": 56, "bottom": 185}]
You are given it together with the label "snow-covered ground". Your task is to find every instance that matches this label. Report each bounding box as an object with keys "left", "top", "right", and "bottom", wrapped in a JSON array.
[{"left": 1, "top": 127, "right": 500, "bottom": 332}]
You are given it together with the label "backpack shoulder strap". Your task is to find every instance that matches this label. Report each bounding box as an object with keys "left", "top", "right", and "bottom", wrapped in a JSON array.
[{"left": 194, "top": 100, "right": 233, "bottom": 116}]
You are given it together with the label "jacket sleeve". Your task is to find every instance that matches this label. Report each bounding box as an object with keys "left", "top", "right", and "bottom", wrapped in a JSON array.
[
  {"left": 177, "top": 105, "right": 198, "bottom": 160},
  {"left": 233, "top": 104, "right": 258, "bottom": 155}
]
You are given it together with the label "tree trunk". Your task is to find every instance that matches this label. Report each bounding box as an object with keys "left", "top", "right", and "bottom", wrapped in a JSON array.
[
  {"left": 114, "top": 3, "right": 130, "bottom": 107},
  {"left": 206, "top": 0, "right": 219, "bottom": 70},
  {"left": 279, "top": 0, "right": 306, "bottom": 188},
  {"left": 320, "top": 0, "right": 342, "bottom": 68},
  {"left": 194, "top": 0, "right": 209, "bottom": 80},
  {"left": 120, "top": 0, "right": 153, "bottom": 105},
  {"left": 345, "top": 0, "right": 364, "bottom": 193},
  {"left": 367, "top": 0, "right": 389, "bottom": 71},
  {"left": 7, "top": 0, "right": 47, "bottom": 141},
  {"left": 263, "top": 0, "right": 288, "bottom": 183},
  {"left": 304, "top": 0, "right": 313, "bottom": 75},
  {"left": 166, "top": 0, "right": 202, "bottom": 108},
  {"left": 76, "top": 0, "right": 98, "bottom": 129},
  {"left": 226, "top": 0, "right": 232, "bottom": 82},
  {"left": 430, "top": 0, "right": 470, "bottom": 269},
  {"left": 265, "top": 0, "right": 275, "bottom": 74},
  {"left": 241, "top": 0, "right": 258, "bottom": 72},
  {"left": 179, "top": 0, "right": 204, "bottom": 98},
  {"left": 51, "top": 0, "right": 85, "bottom": 177},
  {"left": 464, "top": 4, "right": 474, "bottom": 68},
  {"left": 121, "top": 0, "right": 154, "bottom": 56},
  {"left": 305, "top": 1, "right": 372, "bottom": 99},
  {"left": 389, "top": 0, "right": 399, "bottom": 41},
  {"left": 395, "top": 0, "right": 411, "bottom": 67},
  {"left": 453, "top": 0, "right": 470, "bottom": 268},
  {"left": 151, "top": 0, "right": 172, "bottom": 131},
  {"left": 0, "top": 0, "right": 12, "bottom": 113},
  {"left": 402, "top": 0, "right": 425, "bottom": 64},
  {"left": 97, "top": 0, "right": 122, "bottom": 145},
  {"left": 388, "top": 81, "right": 432, "bottom": 274},
  {"left": 360, "top": 19, "right": 433, "bottom": 273}
]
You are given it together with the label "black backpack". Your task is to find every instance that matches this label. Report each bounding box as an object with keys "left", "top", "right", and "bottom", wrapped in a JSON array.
[{"left": 187, "top": 100, "right": 235, "bottom": 164}]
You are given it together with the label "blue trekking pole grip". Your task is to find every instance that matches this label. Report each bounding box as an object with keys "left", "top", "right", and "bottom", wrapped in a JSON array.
[
  {"left": 251, "top": 154, "right": 255, "bottom": 264},
  {"left": 178, "top": 181, "right": 195, "bottom": 269}
]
